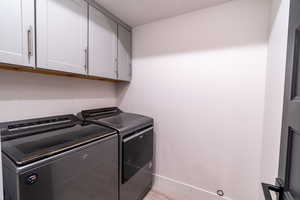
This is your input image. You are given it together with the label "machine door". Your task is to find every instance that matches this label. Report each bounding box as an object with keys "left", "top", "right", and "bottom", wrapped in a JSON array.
[
  {"left": 122, "top": 126, "right": 153, "bottom": 184},
  {"left": 17, "top": 135, "right": 118, "bottom": 200}
]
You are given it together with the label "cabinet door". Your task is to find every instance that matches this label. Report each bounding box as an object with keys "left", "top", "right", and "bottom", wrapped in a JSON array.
[
  {"left": 89, "top": 6, "right": 117, "bottom": 79},
  {"left": 117, "top": 25, "right": 132, "bottom": 81},
  {"left": 37, "top": 0, "right": 88, "bottom": 74},
  {"left": 0, "top": 0, "right": 35, "bottom": 67}
]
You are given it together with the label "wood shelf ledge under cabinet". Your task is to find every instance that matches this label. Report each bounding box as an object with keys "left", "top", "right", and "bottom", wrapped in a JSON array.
[{"left": 0, "top": 64, "right": 126, "bottom": 83}]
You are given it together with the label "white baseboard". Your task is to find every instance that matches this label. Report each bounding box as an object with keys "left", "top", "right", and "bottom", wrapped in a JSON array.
[{"left": 152, "top": 174, "right": 233, "bottom": 200}]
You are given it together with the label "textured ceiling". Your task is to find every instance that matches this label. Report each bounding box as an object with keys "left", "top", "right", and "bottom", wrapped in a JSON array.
[{"left": 95, "top": 0, "right": 232, "bottom": 27}]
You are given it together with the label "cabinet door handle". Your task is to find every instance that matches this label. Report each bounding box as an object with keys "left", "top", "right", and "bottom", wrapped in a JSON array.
[
  {"left": 84, "top": 48, "right": 88, "bottom": 73},
  {"left": 115, "top": 58, "right": 118, "bottom": 78},
  {"left": 27, "top": 26, "right": 33, "bottom": 58}
]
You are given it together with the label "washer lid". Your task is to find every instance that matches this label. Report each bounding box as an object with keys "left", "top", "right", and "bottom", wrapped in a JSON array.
[
  {"left": 94, "top": 112, "right": 153, "bottom": 133},
  {"left": 1, "top": 116, "right": 116, "bottom": 166},
  {"left": 80, "top": 108, "right": 153, "bottom": 134}
]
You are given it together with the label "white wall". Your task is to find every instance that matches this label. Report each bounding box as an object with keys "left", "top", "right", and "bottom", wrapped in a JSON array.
[
  {"left": 260, "top": 0, "right": 290, "bottom": 189},
  {"left": 0, "top": 70, "right": 117, "bottom": 121},
  {"left": 118, "top": 0, "right": 271, "bottom": 199}
]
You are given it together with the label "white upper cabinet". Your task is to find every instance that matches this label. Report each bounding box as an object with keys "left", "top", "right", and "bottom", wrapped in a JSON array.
[
  {"left": 36, "top": 0, "right": 88, "bottom": 74},
  {"left": 0, "top": 0, "right": 35, "bottom": 67},
  {"left": 0, "top": 0, "right": 132, "bottom": 81},
  {"left": 117, "top": 25, "right": 132, "bottom": 81},
  {"left": 89, "top": 6, "right": 118, "bottom": 79}
]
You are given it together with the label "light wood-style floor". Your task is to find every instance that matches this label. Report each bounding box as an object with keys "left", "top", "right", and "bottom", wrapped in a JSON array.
[{"left": 144, "top": 190, "right": 174, "bottom": 200}]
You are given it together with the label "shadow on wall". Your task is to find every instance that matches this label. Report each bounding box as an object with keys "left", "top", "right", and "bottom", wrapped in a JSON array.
[
  {"left": 117, "top": 0, "right": 271, "bottom": 105},
  {"left": 116, "top": 0, "right": 272, "bottom": 107},
  {"left": 0, "top": 70, "right": 116, "bottom": 101},
  {"left": 116, "top": 82, "right": 129, "bottom": 105},
  {"left": 269, "top": 0, "right": 283, "bottom": 30},
  {"left": 132, "top": 0, "right": 270, "bottom": 59}
]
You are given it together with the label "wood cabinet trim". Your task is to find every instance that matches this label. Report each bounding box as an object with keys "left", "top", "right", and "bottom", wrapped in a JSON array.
[{"left": 0, "top": 64, "right": 128, "bottom": 83}]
